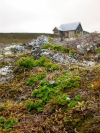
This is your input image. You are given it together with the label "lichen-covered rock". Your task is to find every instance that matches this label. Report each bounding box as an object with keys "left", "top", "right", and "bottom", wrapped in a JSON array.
[{"left": 28, "top": 35, "right": 48, "bottom": 47}]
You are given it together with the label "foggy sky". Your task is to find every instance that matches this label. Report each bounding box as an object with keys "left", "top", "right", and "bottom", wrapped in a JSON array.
[{"left": 0, "top": 0, "right": 100, "bottom": 33}]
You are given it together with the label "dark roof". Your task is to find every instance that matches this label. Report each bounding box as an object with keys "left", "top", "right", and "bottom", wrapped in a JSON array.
[
  {"left": 53, "top": 27, "right": 59, "bottom": 31},
  {"left": 58, "top": 22, "right": 81, "bottom": 31}
]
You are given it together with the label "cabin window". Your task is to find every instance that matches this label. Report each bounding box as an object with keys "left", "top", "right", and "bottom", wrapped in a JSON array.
[{"left": 76, "top": 31, "right": 80, "bottom": 34}]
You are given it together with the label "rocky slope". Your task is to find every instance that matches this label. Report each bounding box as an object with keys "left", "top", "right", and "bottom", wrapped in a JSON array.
[{"left": 0, "top": 33, "right": 100, "bottom": 133}]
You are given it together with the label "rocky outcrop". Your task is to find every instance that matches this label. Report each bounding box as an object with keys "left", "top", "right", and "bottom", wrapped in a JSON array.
[
  {"left": 28, "top": 35, "right": 48, "bottom": 47},
  {"left": 4, "top": 45, "right": 26, "bottom": 55}
]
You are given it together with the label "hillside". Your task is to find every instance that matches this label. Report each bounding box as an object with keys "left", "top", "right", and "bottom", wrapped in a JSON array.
[
  {"left": 0, "top": 33, "right": 100, "bottom": 133},
  {"left": 0, "top": 33, "right": 59, "bottom": 44}
]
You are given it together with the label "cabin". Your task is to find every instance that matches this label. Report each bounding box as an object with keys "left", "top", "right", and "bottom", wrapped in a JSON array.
[{"left": 53, "top": 22, "right": 85, "bottom": 38}]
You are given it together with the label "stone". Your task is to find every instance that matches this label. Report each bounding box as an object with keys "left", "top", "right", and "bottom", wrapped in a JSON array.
[
  {"left": 30, "top": 46, "right": 42, "bottom": 59},
  {"left": 14, "top": 45, "right": 26, "bottom": 53},
  {"left": 0, "top": 66, "right": 14, "bottom": 83},
  {"left": 28, "top": 35, "right": 48, "bottom": 47},
  {"left": 4, "top": 45, "right": 26, "bottom": 55}
]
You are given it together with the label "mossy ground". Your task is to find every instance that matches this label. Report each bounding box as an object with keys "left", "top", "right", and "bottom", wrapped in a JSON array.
[{"left": 0, "top": 36, "right": 100, "bottom": 133}]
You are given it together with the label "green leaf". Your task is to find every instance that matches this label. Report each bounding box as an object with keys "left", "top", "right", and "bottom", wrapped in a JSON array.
[
  {"left": 68, "top": 101, "right": 78, "bottom": 108},
  {"left": 75, "top": 95, "right": 81, "bottom": 101},
  {"left": 4, "top": 118, "right": 18, "bottom": 129}
]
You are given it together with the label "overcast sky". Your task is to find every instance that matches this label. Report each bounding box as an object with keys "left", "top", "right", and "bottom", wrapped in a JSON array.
[{"left": 0, "top": 0, "right": 100, "bottom": 33}]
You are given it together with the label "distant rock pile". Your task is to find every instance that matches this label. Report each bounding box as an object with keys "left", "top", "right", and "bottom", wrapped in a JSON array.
[{"left": 65, "top": 33, "right": 100, "bottom": 55}]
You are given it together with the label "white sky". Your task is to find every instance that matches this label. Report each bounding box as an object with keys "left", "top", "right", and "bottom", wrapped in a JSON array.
[{"left": 0, "top": 0, "right": 100, "bottom": 33}]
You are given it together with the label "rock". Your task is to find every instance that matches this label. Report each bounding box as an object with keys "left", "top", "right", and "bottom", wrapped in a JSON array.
[
  {"left": 86, "top": 61, "right": 96, "bottom": 66},
  {"left": 0, "top": 102, "right": 2, "bottom": 106},
  {"left": 14, "top": 45, "right": 26, "bottom": 53},
  {"left": 4, "top": 45, "right": 16, "bottom": 55},
  {"left": 4, "top": 45, "right": 26, "bottom": 55},
  {"left": 30, "top": 46, "right": 42, "bottom": 59},
  {"left": 0, "top": 66, "right": 13, "bottom": 76},
  {"left": 0, "top": 66, "right": 14, "bottom": 83},
  {"left": 28, "top": 35, "right": 48, "bottom": 47}
]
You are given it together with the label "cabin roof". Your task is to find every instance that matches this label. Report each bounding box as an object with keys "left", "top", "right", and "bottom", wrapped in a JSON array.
[{"left": 58, "top": 22, "right": 81, "bottom": 31}]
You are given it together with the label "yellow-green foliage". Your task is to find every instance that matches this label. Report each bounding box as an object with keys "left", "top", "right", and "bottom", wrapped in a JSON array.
[
  {"left": 48, "top": 37, "right": 54, "bottom": 42},
  {"left": 26, "top": 71, "right": 46, "bottom": 86},
  {"left": 17, "top": 56, "right": 59, "bottom": 70},
  {"left": 27, "top": 71, "right": 81, "bottom": 112},
  {"left": 97, "top": 47, "right": 100, "bottom": 54},
  {"left": 41, "top": 43, "right": 54, "bottom": 50},
  {"left": 42, "top": 43, "right": 70, "bottom": 53},
  {"left": 69, "top": 49, "right": 75, "bottom": 56}
]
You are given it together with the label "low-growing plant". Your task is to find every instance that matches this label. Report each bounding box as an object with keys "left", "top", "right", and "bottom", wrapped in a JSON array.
[
  {"left": 17, "top": 56, "right": 59, "bottom": 71},
  {"left": 0, "top": 117, "right": 4, "bottom": 126},
  {"left": 4, "top": 117, "right": 18, "bottom": 129},
  {"left": 75, "top": 95, "right": 81, "bottom": 101},
  {"left": 69, "top": 49, "right": 75, "bottom": 56},
  {"left": 54, "top": 45, "right": 62, "bottom": 51},
  {"left": 26, "top": 71, "right": 46, "bottom": 86},
  {"left": 97, "top": 47, "right": 100, "bottom": 54},
  {"left": 56, "top": 72, "right": 81, "bottom": 91},
  {"left": 17, "top": 56, "right": 36, "bottom": 68},
  {"left": 27, "top": 71, "right": 81, "bottom": 112},
  {"left": 62, "top": 47, "right": 70, "bottom": 53},
  {"left": 68, "top": 100, "right": 78, "bottom": 108},
  {"left": 41, "top": 43, "right": 54, "bottom": 50},
  {"left": 48, "top": 37, "right": 54, "bottom": 42}
]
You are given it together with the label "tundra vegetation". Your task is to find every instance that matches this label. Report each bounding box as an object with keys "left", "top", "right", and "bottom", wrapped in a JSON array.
[{"left": 0, "top": 33, "right": 100, "bottom": 133}]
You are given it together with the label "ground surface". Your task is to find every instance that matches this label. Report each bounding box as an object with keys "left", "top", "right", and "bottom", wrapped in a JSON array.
[{"left": 0, "top": 33, "right": 100, "bottom": 133}]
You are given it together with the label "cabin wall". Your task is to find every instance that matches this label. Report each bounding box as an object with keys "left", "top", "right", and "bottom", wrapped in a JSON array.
[
  {"left": 53, "top": 29, "right": 59, "bottom": 35},
  {"left": 68, "top": 31, "right": 75, "bottom": 38}
]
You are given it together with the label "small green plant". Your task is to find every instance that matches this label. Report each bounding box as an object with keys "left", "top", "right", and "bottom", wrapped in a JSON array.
[
  {"left": 4, "top": 117, "right": 18, "bottom": 129},
  {"left": 17, "top": 56, "right": 59, "bottom": 71},
  {"left": 74, "top": 33, "right": 80, "bottom": 37},
  {"left": 69, "top": 49, "right": 75, "bottom": 56},
  {"left": 75, "top": 95, "right": 81, "bottom": 101},
  {"left": 26, "top": 71, "right": 46, "bottom": 86},
  {"left": 48, "top": 37, "right": 54, "bottom": 42},
  {"left": 17, "top": 56, "right": 36, "bottom": 68},
  {"left": 0, "top": 117, "right": 4, "bottom": 126},
  {"left": 56, "top": 72, "right": 81, "bottom": 91},
  {"left": 97, "top": 47, "right": 100, "bottom": 54},
  {"left": 54, "top": 45, "right": 62, "bottom": 51},
  {"left": 68, "top": 100, "right": 78, "bottom": 108},
  {"left": 41, "top": 43, "right": 54, "bottom": 50},
  {"left": 27, "top": 71, "right": 81, "bottom": 112},
  {"left": 62, "top": 47, "right": 70, "bottom": 53}
]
